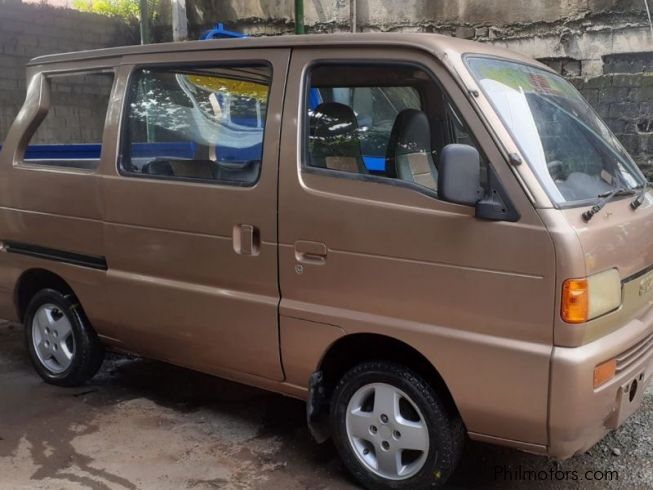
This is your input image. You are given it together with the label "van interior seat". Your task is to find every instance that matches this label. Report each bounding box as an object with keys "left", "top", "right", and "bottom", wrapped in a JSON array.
[
  {"left": 142, "top": 157, "right": 260, "bottom": 184},
  {"left": 309, "top": 102, "right": 368, "bottom": 174},
  {"left": 143, "top": 158, "right": 215, "bottom": 179},
  {"left": 168, "top": 160, "right": 215, "bottom": 180},
  {"left": 385, "top": 109, "right": 438, "bottom": 191},
  {"left": 143, "top": 158, "right": 175, "bottom": 176}
]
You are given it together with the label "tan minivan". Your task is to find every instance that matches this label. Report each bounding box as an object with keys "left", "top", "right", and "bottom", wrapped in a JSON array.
[{"left": 0, "top": 33, "right": 651, "bottom": 489}]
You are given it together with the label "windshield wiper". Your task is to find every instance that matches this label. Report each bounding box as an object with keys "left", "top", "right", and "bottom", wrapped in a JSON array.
[
  {"left": 630, "top": 181, "right": 650, "bottom": 210},
  {"left": 582, "top": 187, "right": 635, "bottom": 222}
]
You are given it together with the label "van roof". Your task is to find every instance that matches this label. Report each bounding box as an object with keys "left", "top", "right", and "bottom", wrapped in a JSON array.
[{"left": 27, "top": 32, "right": 548, "bottom": 70}]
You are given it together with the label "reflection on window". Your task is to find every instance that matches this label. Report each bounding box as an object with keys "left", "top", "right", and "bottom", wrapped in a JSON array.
[
  {"left": 121, "top": 65, "right": 271, "bottom": 185},
  {"left": 467, "top": 57, "right": 644, "bottom": 203},
  {"left": 309, "top": 84, "right": 421, "bottom": 173},
  {"left": 305, "top": 63, "right": 487, "bottom": 197}
]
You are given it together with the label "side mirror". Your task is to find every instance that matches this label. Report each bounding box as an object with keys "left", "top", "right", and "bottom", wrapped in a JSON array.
[{"left": 438, "top": 144, "right": 481, "bottom": 206}]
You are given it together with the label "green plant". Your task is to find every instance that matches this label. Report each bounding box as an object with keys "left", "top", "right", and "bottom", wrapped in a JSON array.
[{"left": 72, "top": 0, "right": 159, "bottom": 21}]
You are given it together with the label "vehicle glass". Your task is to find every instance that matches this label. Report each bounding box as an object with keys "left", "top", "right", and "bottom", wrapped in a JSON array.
[
  {"left": 305, "top": 63, "right": 487, "bottom": 195},
  {"left": 318, "top": 86, "right": 422, "bottom": 162},
  {"left": 466, "top": 56, "right": 646, "bottom": 205},
  {"left": 447, "top": 103, "right": 474, "bottom": 147},
  {"left": 120, "top": 65, "right": 270, "bottom": 185},
  {"left": 24, "top": 72, "right": 114, "bottom": 169}
]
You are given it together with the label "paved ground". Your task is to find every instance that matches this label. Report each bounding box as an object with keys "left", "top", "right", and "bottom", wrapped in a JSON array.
[{"left": 1, "top": 321, "right": 651, "bottom": 490}]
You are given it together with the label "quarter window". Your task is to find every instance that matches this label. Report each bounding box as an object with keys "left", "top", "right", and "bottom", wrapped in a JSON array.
[
  {"left": 121, "top": 64, "right": 271, "bottom": 186},
  {"left": 24, "top": 71, "right": 114, "bottom": 170}
]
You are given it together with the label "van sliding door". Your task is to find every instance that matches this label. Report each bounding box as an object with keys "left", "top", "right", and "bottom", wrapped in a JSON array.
[{"left": 98, "top": 49, "right": 289, "bottom": 382}]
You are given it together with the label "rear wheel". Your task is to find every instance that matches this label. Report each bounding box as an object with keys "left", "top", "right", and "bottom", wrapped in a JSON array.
[
  {"left": 25, "top": 288, "right": 104, "bottom": 386},
  {"left": 330, "top": 361, "right": 463, "bottom": 489}
]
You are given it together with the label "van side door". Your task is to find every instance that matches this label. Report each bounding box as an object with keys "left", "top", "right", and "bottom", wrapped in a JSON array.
[
  {"left": 98, "top": 49, "right": 289, "bottom": 381},
  {"left": 278, "top": 47, "right": 556, "bottom": 445}
]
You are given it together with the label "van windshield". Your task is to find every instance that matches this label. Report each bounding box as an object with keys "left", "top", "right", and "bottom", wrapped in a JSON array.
[{"left": 466, "top": 56, "right": 646, "bottom": 205}]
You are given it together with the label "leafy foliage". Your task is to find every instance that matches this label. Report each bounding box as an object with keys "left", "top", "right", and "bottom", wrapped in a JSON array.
[{"left": 72, "top": 0, "right": 159, "bottom": 21}]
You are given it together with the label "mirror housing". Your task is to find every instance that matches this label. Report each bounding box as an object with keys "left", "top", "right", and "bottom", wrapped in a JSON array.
[
  {"left": 438, "top": 144, "right": 482, "bottom": 206},
  {"left": 475, "top": 167, "right": 521, "bottom": 222}
]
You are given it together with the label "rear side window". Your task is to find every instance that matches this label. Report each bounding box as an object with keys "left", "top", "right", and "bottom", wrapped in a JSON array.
[
  {"left": 120, "top": 64, "right": 271, "bottom": 186},
  {"left": 25, "top": 72, "right": 114, "bottom": 169}
]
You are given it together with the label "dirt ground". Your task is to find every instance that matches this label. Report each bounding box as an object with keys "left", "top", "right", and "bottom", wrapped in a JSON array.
[{"left": 1, "top": 321, "right": 651, "bottom": 490}]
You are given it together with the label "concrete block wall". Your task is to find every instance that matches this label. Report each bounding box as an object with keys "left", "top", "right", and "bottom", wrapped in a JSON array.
[
  {"left": 572, "top": 53, "right": 653, "bottom": 179},
  {"left": 0, "top": 0, "right": 136, "bottom": 142},
  {"left": 29, "top": 73, "right": 114, "bottom": 145}
]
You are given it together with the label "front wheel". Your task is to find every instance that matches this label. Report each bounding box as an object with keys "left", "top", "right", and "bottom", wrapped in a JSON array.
[
  {"left": 330, "top": 361, "right": 464, "bottom": 489},
  {"left": 24, "top": 288, "right": 104, "bottom": 387}
]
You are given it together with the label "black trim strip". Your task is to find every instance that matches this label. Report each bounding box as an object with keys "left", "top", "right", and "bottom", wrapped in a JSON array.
[
  {"left": 4, "top": 241, "right": 108, "bottom": 271},
  {"left": 623, "top": 262, "right": 653, "bottom": 284}
]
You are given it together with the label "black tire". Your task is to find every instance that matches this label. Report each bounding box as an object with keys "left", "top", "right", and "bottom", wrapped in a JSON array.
[
  {"left": 330, "top": 361, "right": 464, "bottom": 489},
  {"left": 24, "top": 288, "right": 104, "bottom": 387}
]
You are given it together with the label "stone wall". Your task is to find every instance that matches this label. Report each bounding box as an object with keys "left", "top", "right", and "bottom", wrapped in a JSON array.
[
  {"left": 0, "top": 0, "right": 136, "bottom": 141},
  {"left": 188, "top": 0, "right": 651, "bottom": 75}
]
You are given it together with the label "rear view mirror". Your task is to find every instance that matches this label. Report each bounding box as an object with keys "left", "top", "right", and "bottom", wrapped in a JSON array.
[{"left": 438, "top": 144, "right": 481, "bottom": 206}]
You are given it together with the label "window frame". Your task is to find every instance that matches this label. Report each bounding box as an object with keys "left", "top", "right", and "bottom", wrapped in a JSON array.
[
  {"left": 117, "top": 61, "right": 273, "bottom": 188},
  {"left": 19, "top": 68, "right": 116, "bottom": 173},
  {"left": 301, "top": 60, "right": 489, "bottom": 202}
]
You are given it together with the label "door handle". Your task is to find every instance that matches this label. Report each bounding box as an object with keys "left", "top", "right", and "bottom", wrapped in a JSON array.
[
  {"left": 233, "top": 224, "right": 260, "bottom": 256},
  {"left": 294, "top": 240, "right": 327, "bottom": 265}
]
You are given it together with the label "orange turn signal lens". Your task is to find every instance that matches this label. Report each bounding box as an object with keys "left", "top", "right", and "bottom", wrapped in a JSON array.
[
  {"left": 561, "top": 278, "right": 589, "bottom": 324},
  {"left": 593, "top": 358, "right": 617, "bottom": 388}
]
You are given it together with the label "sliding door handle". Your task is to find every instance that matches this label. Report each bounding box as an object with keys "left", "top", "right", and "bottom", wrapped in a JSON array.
[
  {"left": 233, "top": 224, "right": 260, "bottom": 256},
  {"left": 294, "top": 240, "right": 327, "bottom": 265}
]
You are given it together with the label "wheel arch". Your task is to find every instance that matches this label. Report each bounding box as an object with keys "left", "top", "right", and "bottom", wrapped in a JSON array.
[
  {"left": 307, "top": 332, "right": 462, "bottom": 442},
  {"left": 15, "top": 268, "right": 75, "bottom": 322}
]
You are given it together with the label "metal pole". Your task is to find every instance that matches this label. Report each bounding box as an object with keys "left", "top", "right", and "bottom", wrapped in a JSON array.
[
  {"left": 139, "top": 0, "right": 151, "bottom": 44},
  {"left": 172, "top": 0, "right": 188, "bottom": 41},
  {"left": 350, "top": 0, "right": 357, "bottom": 33},
  {"left": 644, "top": 0, "right": 653, "bottom": 39},
  {"left": 295, "top": 0, "right": 305, "bottom": 34}
]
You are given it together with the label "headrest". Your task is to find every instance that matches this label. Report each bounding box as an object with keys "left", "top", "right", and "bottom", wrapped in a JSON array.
[
  {"left": 392, "top": 109, "right": 432, "bottom": 154},
  {"left": 310, "top": 102, "right": 360, "bottom": 138},
  {"left": 386, "top": 109, "right": 432, "bottom": 178}
]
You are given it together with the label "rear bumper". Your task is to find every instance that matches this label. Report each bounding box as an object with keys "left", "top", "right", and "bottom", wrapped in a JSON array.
[{"left": 548, "top": 304, "right": 653, "bottom": 459}]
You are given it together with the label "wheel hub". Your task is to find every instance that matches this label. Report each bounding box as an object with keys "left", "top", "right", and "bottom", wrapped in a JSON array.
[
  {"left": 32, "top": 304, "right": 75, "bottom": 374},
  {"left": 345, "top": 382, "right": 429, "bottom": 480}
]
